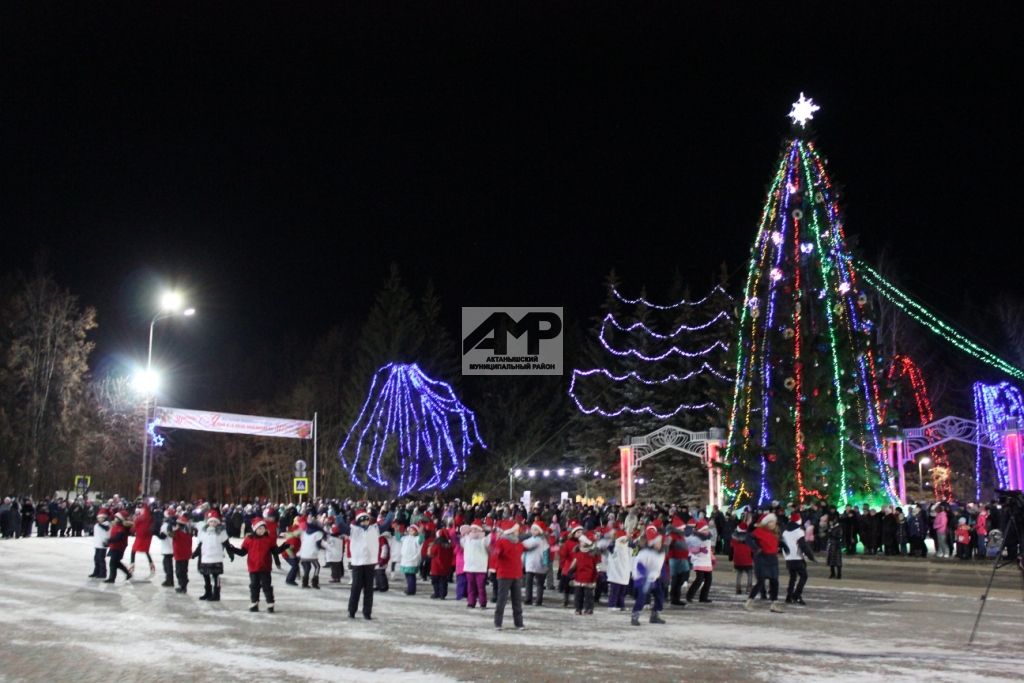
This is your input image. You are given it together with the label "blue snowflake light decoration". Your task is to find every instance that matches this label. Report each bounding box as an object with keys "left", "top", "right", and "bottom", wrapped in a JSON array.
[{"left": 339, "top": 363, "right": 486, "bottom": 495}]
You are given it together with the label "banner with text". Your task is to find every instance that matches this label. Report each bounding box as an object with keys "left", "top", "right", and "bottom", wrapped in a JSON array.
[{"left": 153, "top": 407, "right": 313, "bottom": 439}]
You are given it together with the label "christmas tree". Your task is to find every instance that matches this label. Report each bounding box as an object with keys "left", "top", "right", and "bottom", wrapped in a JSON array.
[{"left": 725, "top": 94, "right": 897, "bottom": 508}]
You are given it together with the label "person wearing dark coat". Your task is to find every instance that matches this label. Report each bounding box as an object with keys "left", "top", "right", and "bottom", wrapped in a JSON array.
[
  {"left": 881, "top": 507, "right": 897, "bottom": 556},
  {"left": 0, "top": 497, "right": 15, "bottom": 538},
  {"left": 842, "top": 508, "right": 858, "bottom": 555},
  {"left": 21, "top": 498, "right": 35, "bottom": 538},
  {"left": 826, "top": 516, "right": 843, "bottom": 579},
  {"left": 69, "top": 500, "right": 85, "bottom": 537}
]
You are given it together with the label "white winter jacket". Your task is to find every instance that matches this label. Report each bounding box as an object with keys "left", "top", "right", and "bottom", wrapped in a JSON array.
[
  {"left": 196, "top": 524, "right": 228, "bottom": 564},
  {"left": 690, "top": 533, "right": 715, "bottom": 572},
  {"left": 782, "top": 525, "right": 807, "bottom": 562},
  {"left": 400, "top": 535, "right": 422, "bottom": 568},
  {"left": 347, "top": 524, "right": 381, "bottom": 566},
  {"left": 522, "top": 535, "right": 548, "bottom": 574},
  {"left": 93, "top": 521, "right": 110, "bottom": 549},
  {"left": 460, "top": 534, "right": 489, "bottom": 573},
  {"left": 604, "top": 537, "right": 633, "bottom": 585},
  {"left": 299, "top": 528, "right": 325, "bottom": 560},
  {"left": 159, "top": 521, "right": 174, "bottom": 555},
  {"left": 324, "top": 535, "right": 344, "bottom": 563}
]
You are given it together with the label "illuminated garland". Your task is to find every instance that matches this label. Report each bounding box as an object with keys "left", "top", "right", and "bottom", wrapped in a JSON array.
[
  {"left": 612, "top": 284, "right": 733, "bottom": 309},
  {"left": 597, "top": 329, "right": 729, "bottom": 361},
  {"left": 858, "top": 264, "right": 1024, "bottom": 381},
  {"left": 725, "top": 116, "right": 897, "bottom": 508},
  {"left": 339, "top": 363, "right": 486, "bottom": 495},
  {"left": 972, "top": 381, "right": 1021, "bottom": 496},
  {"left": 883, "top": 355, "right": 952, "bottom": 501},
  {"left": 568, "top": 365, "right": 727, "bottom": 418},
  {"left": 602, "top": 310, "right": 732, "bottom": 337}
]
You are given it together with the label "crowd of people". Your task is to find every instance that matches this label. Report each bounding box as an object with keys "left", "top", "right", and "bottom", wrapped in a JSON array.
[{"left": 2, "top": 492, "right": 1019, "bottom": 630}]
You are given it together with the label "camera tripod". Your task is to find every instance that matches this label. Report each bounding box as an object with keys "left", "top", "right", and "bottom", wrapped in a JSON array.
[{"left": 968, "top": 514, "right": 1023, "bottom": 645}]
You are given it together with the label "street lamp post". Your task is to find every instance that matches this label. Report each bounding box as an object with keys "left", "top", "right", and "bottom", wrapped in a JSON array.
[
  {"left": 140, "top": 293, "right": 194, "bottom": 497},
  {"left": 918, "top": 456, "right": 931, "bottom": 494}
]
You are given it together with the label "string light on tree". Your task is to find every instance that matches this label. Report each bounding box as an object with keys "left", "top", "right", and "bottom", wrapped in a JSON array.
[{"left": 338, "top": 363, "right": 485, "bottom": 495}]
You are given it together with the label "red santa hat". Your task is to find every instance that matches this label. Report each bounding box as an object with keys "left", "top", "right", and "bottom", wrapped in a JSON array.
[
  {"left": 206, "top": 509, "right": 221, "bottom": 524},
  {"left": 569, "top": 520, "right": 584, "bottom": 537},
  {"left": 422, "top": 510, "right": 433, "bottom": 520},
  {"left": 790, "top": 512, "right": 801, "bottom": 523},
  {"left": 695, "top": 518, "right": 709, "bottom": 532},
  {"left": 263, "top": 506, "right": 276, "bottom": 518},
  {"left": 354, "top": 509, "right": 371, "bottom": 522},
  {"left": 644, "top": 525, "right": 661, "bottom": 542},
  {"left": 176, "top": 514, "right": 190, "bottom": 525},
  {"left": 498, "top": 519, "right": 519, "bottom": 535},
  {"left": 252, "top": 518, "right": 267, "bottom": 533},
  {"left": 165, "top": 506, "right": 176, "bottom": 517},
  {"left": 96, "top": 508, "right": 110, "bottom": 518},
  {"left": 614, "top": 529, "right": 628, "bottom": 540},
  {"left": 671, "top": 515, "right": 685, "bottom": 530},
  {"left": 757, "top": 513, "right": 777, "bottom": 527},
  {"left": 469, "top": 519, "right": 484, "bottom": 532},
  {"left": 579, "top": 531, "right": 595, "bottom": 547},
  {"left": 114, "top": 510, "right": 129, "bottom": 522},
  {"left": 407, "top": 523, "right": 420, "bottom": 534},
  {"left": 737, "top": 521, "right": 749, "bottom": 531},
  {"left": 530, "top": 520, "right": 547, "bottom": 534}
]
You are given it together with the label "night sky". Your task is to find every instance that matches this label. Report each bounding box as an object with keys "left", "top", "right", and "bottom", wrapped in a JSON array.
[{"left": 1, "top": 4, "right": 1018, "bottom": 410}]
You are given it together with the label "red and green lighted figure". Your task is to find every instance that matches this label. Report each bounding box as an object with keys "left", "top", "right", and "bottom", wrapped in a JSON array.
[{"left": 725, "top": 94, "right": 898, "bottom": 508}]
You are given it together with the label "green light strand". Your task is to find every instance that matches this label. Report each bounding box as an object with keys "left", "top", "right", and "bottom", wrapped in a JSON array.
[{"left": 857, "top": 263, "right": 1024, "bottom": 380}]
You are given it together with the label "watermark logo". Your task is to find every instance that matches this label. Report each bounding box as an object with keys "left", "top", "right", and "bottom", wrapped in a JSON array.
[{"left": 462, "top": 307, "right": 563, "bottom": 375}]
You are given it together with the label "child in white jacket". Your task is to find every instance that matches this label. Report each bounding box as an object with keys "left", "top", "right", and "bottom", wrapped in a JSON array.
[
  {"left": 460, "top": 520, "right": 490, "bottom": 608},
  {"left": 399, "top": 523, "right": 423, "bottom": 595}
]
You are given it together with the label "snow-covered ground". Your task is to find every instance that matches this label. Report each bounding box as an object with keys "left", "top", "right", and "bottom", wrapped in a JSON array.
[{"left": 1, "top": 536, "right": 1021, "bottom": 682}]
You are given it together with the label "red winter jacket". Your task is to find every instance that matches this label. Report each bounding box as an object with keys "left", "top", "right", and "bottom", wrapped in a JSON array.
[
  {"left": 492, "top": 535, "right": 524, "bottom": 579},
  {"left": 107, "top": 523, "right": 129, "bottom": 552},
  {"left": 558, "top": 538, "right": 578, "bottom": 576},
  {"left": 731, "top": 534, "right": 754, "bottom": 569},
  {"left": 430, "top": 539, "right": 454, "bottom": 576},
  {"left": 172, "top": 529, "right": 193, "bottom": 561},
  {"left": 570, "top": 550, "right": 599, "bottom": 585},
  {"left": 378, "top": 536, "right": 390, "bottom": 568},
  {"left": 132, "top": 507, "right": 154, "bottom": 553},
  {"left": 668, "top": 531, "right": 689, "bottom": 560},
  {"left": 751, "top": 527, "right": 779, "bottom": 556},
  {"left": 420, "top": 521, "right": 436, "bottom": 558},
  {"left": 241, "top": 533, "right": 279, "bottom": 573}
]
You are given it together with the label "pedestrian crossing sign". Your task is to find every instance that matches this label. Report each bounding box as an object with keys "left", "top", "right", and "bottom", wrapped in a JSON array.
[
  {"left": 293, "top": 477, "right": 308, "bottom": 494},
  {"left": 74, "top": 475, "right": 91, "bottom": 491}
]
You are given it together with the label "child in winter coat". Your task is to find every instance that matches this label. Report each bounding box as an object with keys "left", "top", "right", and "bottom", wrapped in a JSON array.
[
  {"left": 280, "top": 522, "right": 302, "bottom": 585},
  {"left": 955, "top": 517, "right": 972, "bottom": 559},
  {"left": 157, "top": 506, "right": 177, "bottom": 587},
  {"left": 375, "top": 530, "right": 391, "bottom": 592},
  {"left": 400, "top": 523, "right": 423, "bottom": 595},
  {"left": 130, "top": 503, "right": 157, "bottom": 579},
  {"left": 568, "top": 532, "right": 600, "bottom": 615},
  {"left": 171, "top": 514, "right": 193, "bottom": 593},
  {"left": 631, "top": 523, "right": 667, "bottom": 626},
  {"left": 193, "top": 510, "right": 230, "bottom": 601},
  {"left": 453, "top": 528, "right": 467, "bottom": 600},
  {"left": 667, "top": 516, "right": 691, "bottom": 606},
  {"left": 89, "top": 508, "right": 110, "bottom": 579},
  {"left": 730, "top": 521, "right": 754, "bottom": 595},
  {"left": 324, "top": 524, "right": 345, "bottom": 583},
  {"left": 685, "top": 519, "right": 715, "bottom": 603},
  {"left": 604, "top": 529, "right": 632, "bottom": 611},
  {"left": 460, "top": 520, "right": 489, "bottom": 608},
  {"left": 298, "top": 514, "right": 325, "bottom": 589},
  {"left": 232, "top": 518, "right": 284, "bottom": 612},
  {"left": 103, "top": 511, "right": 134, "bottom": 583},
  {"left": 522, "top": 520, "right": 550, "bottom": 606},
  {"left": 429, "top": 528, "right": 455, "bottom": 599}
]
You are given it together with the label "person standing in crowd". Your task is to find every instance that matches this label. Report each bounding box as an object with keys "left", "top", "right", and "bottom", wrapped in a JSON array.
[
  {"left": 826, "top": 512, "right": 843, "bottom": 580},
  {"left": 460, "top": 520, "right": 488, "bottom": 608},
  {"left": 337, "top": 505, "right": 394, "bottom": 620},
  {"left": 685, "top": 518, "right": 715, "bottom": 603},
  {"left": 604, "top": 528, "right": 631, "bottom": 611},
  {"left": 88, "top": 508, "right": 110, "bottom": 579},
  {"left": 631, "top": 521, "right": 667, "bottom": 626},
  {"left": 976, "top": 505, "right": 989, "bottom": 559},
  {"left": 731, "top": 519, "right": 754, "bottom": 595},
  {"left": 400, "top": 523, "right": 423, "bottom": 596},
  {"left": 429, "top": 527, "right": 454, "bottom": 599},
  {"left": 68, "top": 499, "right": 84, "bottom": 537},
  {"left": 568, "top": 530, "right": 601, "bottom": 615},
  {"left": 0, "top": 497, "right": 15, "bottom": 539},
  {"left": 157, "top": 506, "right": 177, "bottom": 587},
  {"left": 745, "top": 513, "right": 783, "bottom": 613},
  {"left": 375, "top": 527, "right": 391, "bottom": 593},
  {"left": 559, "top": 523, "right": 583, "bottom": 607},
  {"left": 667, "top": 516, "right": 691, "bottom": 606},
  {"left": 36, "top": 500, "right": 50, "bottom": 537},
  {"left": 130, "top": 501, "right": 157, "bottom": 579},
  {"left": 298, "top": 512, "right": 324, "bottom": 589},
  {"left": 522, "top": 519, "right": 549, "bottom": 606},
  {"left": 104, "top": 510, "right": 134, "bottom": 583},
  {"left": 231, "top": 517, "right": 283, "bottom": 613},
  {"left": 20, "top": 497, "right": 35, "bottom": 538},
  {"left": 324, "top": 522, "right": 345, "bottom": 583},
  {"left": 171, "top": 513, "right": 193, "bottom": 593},
  {"left": 491, "top": 518, "right": 526, "bottom": 630},
  {"left": 933, "top": 504, "right": 950, "bottom": 558},
  {"left": 194, "top": 509, "right": 230, "bottom": 601},
  {"left": 782, "top": 512, "right": 816, "bottom": 605}
]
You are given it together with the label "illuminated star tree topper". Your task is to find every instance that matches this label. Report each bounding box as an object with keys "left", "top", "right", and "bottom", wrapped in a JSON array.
[
  {"left": 339, "top": 362, "right": 486, "bottom": 495},
  {"left": 787, "top": 92, "right": 821, "bottom": 128}
]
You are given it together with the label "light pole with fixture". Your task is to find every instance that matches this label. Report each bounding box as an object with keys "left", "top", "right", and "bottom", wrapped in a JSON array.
[
  {"left": 139, "top": 292, "right": 194, "bottom": 497},
  {"left": 918, "top": 456, "right": 931, "bottom": 493}
]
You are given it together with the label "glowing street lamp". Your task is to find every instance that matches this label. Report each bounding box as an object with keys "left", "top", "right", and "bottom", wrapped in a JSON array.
[
  {"left": 918, "top": 456, "right": 931, "bottom": 492},
  {"left": 140, "top": 291, "right": 195, "bottom": 497}
]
